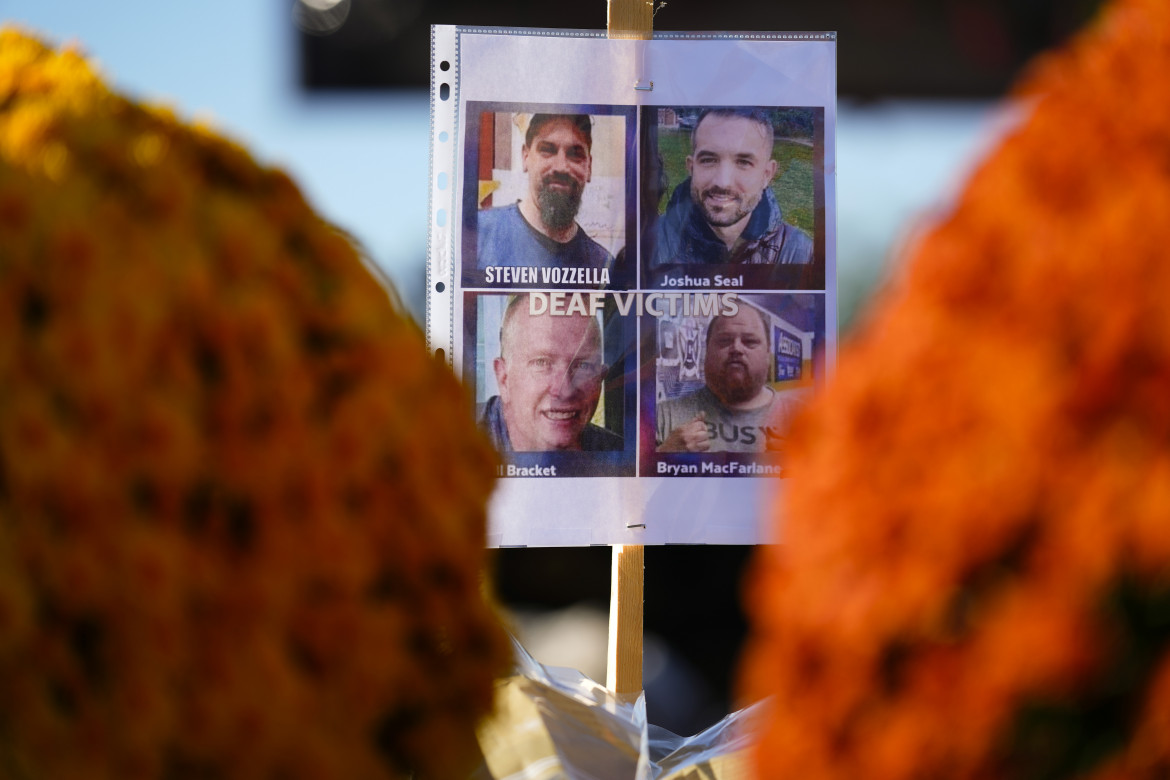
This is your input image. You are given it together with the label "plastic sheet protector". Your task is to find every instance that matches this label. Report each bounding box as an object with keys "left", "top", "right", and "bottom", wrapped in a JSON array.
[{"left": 427, "top": 27, "right": 837, "bottom": 547}]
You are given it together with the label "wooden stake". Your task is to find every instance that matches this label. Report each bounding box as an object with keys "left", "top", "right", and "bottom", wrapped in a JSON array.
[
  {"left": 606, "top": 544, "right": 644, "bottom": 695},
  {"left": 604, "top": 0, "right": 651, "bottom": 700},
  {"left": 607, "top": 0, "right": 653, "bottom": 39}
]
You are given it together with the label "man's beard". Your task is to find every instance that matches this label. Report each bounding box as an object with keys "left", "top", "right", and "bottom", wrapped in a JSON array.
[
  {"left": 692, "top": 184, "right": 760, "bottom": 228},
  {"left": 707, "top": 359, "right": 765, "bottom": 405},
  {"left": 537, "top": 174, "right": 583, "bottom": 231}
]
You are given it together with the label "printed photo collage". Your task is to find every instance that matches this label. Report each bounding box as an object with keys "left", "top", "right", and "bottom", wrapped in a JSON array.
[{"left": 459, "top": 102, "right": 829, "bottom": 479}]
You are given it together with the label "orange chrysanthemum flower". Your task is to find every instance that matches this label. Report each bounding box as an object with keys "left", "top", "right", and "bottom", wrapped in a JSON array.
[
  {"left": 0, "top": 29, "right": 508, "bottom": 780},
  {"left": 742, "top": 0, "right": 1170, "bottom": 778}
]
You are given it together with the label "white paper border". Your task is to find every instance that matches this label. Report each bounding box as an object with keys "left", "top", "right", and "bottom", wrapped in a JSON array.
[{"left": 428, "top": 27, "right": 837, "bottom": 547}]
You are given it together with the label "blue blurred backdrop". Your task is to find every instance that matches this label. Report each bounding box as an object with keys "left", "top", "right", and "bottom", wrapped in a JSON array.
[
  {"left": 1, "top": 0, "right": 1097, "bottom": 737},
  {"left": 3, "top": 0, "right": 1021, "bottom": 326}
]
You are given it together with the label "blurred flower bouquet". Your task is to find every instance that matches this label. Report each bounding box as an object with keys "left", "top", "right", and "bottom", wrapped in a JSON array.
[
  {"left": 0, "top": 30, "right": 508, "bottom": 779},
  {"left": 742, "top": 0, "right": 1170, "bottom": 777}
]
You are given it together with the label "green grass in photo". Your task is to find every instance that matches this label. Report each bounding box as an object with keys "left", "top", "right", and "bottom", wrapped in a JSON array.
[
  {"left": 656, "top": 128, "right": 691, "bottom": 213},
  {"left": 772, "top": 141, "right": 814, "bottom": 235}
]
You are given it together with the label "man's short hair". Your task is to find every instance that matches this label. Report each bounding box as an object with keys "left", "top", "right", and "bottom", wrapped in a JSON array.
[
  {"left": 525, "top": 113, "right": 593, "bottom": 150},
  {"left": 497, "top": 292, "right": 603, "bottom": 361},
  {"left": 705, "top": 305, "right": 772, "bottom": 352},
  {"left": 498, "top": 293, "right": 530, "bottom": 360},
  {"left": 692, "top": 108, "right": 775, "bottom": 152}
]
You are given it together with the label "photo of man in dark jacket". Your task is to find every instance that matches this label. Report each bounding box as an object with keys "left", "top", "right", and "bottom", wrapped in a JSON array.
[{"left": 649, "top": 108, "right": 814, "bottom": 273}]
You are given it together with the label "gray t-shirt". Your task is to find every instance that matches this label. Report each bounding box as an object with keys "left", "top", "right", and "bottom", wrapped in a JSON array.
[
  {"left": 477, "top": 203, "right": 613, "bottom": 270},
  {"left": 656, "top": 386, "right": 801, "bottom": 453}
]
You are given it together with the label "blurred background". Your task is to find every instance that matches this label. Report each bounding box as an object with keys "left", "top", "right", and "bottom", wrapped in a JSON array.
[{"left": 5, "top": 0, "right": 1103, "bottom": 737}]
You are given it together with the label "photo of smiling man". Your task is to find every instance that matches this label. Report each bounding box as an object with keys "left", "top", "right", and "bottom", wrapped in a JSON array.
[
  {"left": 482, "top": 293, "right": 621, "bottom": 452},
  {"left": 462, "top": 105, "right": 635, "bottom": 290},
  {"left": 641, "top": 106, "right": 824, "bottom": 290},
  {"left": 658, "top": 306, "right": 789, "bottom": 453},
  {"left": 478, "top": 114, "right": 611, "bottom": 271},
  {"left": 647, "top": 293, "right": 825, "bottom": 472},
  {"left": 465, "top": 291, "right": 638, "bottom": 480}
]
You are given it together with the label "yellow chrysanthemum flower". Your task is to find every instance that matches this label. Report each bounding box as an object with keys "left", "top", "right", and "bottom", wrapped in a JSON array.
[
  {"left": 742, "top": 0, "right": 1170, "bottom": 778},
  {"left": 0, "top": 29, "right": 508, "bottom": 780}
]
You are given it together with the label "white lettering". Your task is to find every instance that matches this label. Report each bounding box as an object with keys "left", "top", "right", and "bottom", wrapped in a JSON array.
[
  {"left": 657, "top": 461, "right": 699, "bottom": 475},
  {"left": 486, "top": 266, "right": 540, "bottom": 284},
  {"left": 693, "top": 293, "right": 721, "bottom": 317},
  {"left": 549, "top": 292, "right": 567, "bottom": 316},
  {"left": 663, "top": 293, "right": 683, "bottom": 316},
  {"left": 535, "top": 267, "right": 612, "bottom": 286},
  {"left": 663, "top": 274, "right": 712, "bottom": 288},
  {"left": 697, "top": 460, "right": 783, "bottom": 476},
  {"left": 721, "top": 293, "right": 739, "bottom": 315},
  {"left": 613, "top": 293, "right": 637, "bottom": 316},
  {"left": 505, "top": 464, "right": 559, "bottom": 477},
  {"left": 535, "top": 292, "right": 742, "bottom": 318},
  {"left": 645, "top": 293, "right": 666, "bottom": 317},
  {"left": 565, "top": 292, "right": 588, "bottom": 316},
  {"left": 589, "top": 292, "right": 606, "bottom": 317}
]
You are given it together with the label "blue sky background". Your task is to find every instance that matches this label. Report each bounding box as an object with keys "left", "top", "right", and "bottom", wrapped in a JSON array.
[
  {"left": 3, "top": 0, "right": 1004, "bottom": 322},
  {"left": 2, "top": 0, "right": 1032, "bottom": 737}
]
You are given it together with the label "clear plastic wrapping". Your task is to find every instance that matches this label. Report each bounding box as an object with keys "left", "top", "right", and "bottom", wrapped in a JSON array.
[{"left": 475, "top": 637, "right": 766, "bottom": 779}]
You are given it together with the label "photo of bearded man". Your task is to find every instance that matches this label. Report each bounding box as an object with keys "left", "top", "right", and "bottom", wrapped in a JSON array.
[
  {"left": 655, "top": 297, "right": 821, "bottom": 455},
  {"left": 474, "top": 112, "right": 624, "bottom": 274}
]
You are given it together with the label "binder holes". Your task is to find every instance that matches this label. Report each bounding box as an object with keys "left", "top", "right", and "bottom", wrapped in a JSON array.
[
  {"left": 440, "top": 60, "right": 450, "bottom": 71},
  {"left": 436, "top": 209, "right": 447, "bottom": 227},
  {"left": 435, "top": 282, "right": 445, "bottom": 293},
  {"left": 439, "top": 83, "right": 449, "bottom": 100},
  {"left": 437, "top": 172, "right": 447, "bottom": 190},
  {"left": 439, "top": 131, "right": 449, "bottom": 143}
]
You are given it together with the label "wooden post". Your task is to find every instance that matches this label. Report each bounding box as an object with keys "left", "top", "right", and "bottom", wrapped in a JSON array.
[
  {"left": 604, "top": 0, "right": 652, "bottom": 702},
  {"left": 606, "top": 544, "right": 644, "bottom": 695},
  {"left": 607, "top": 0, "right": 653, "bottom": 39}
]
